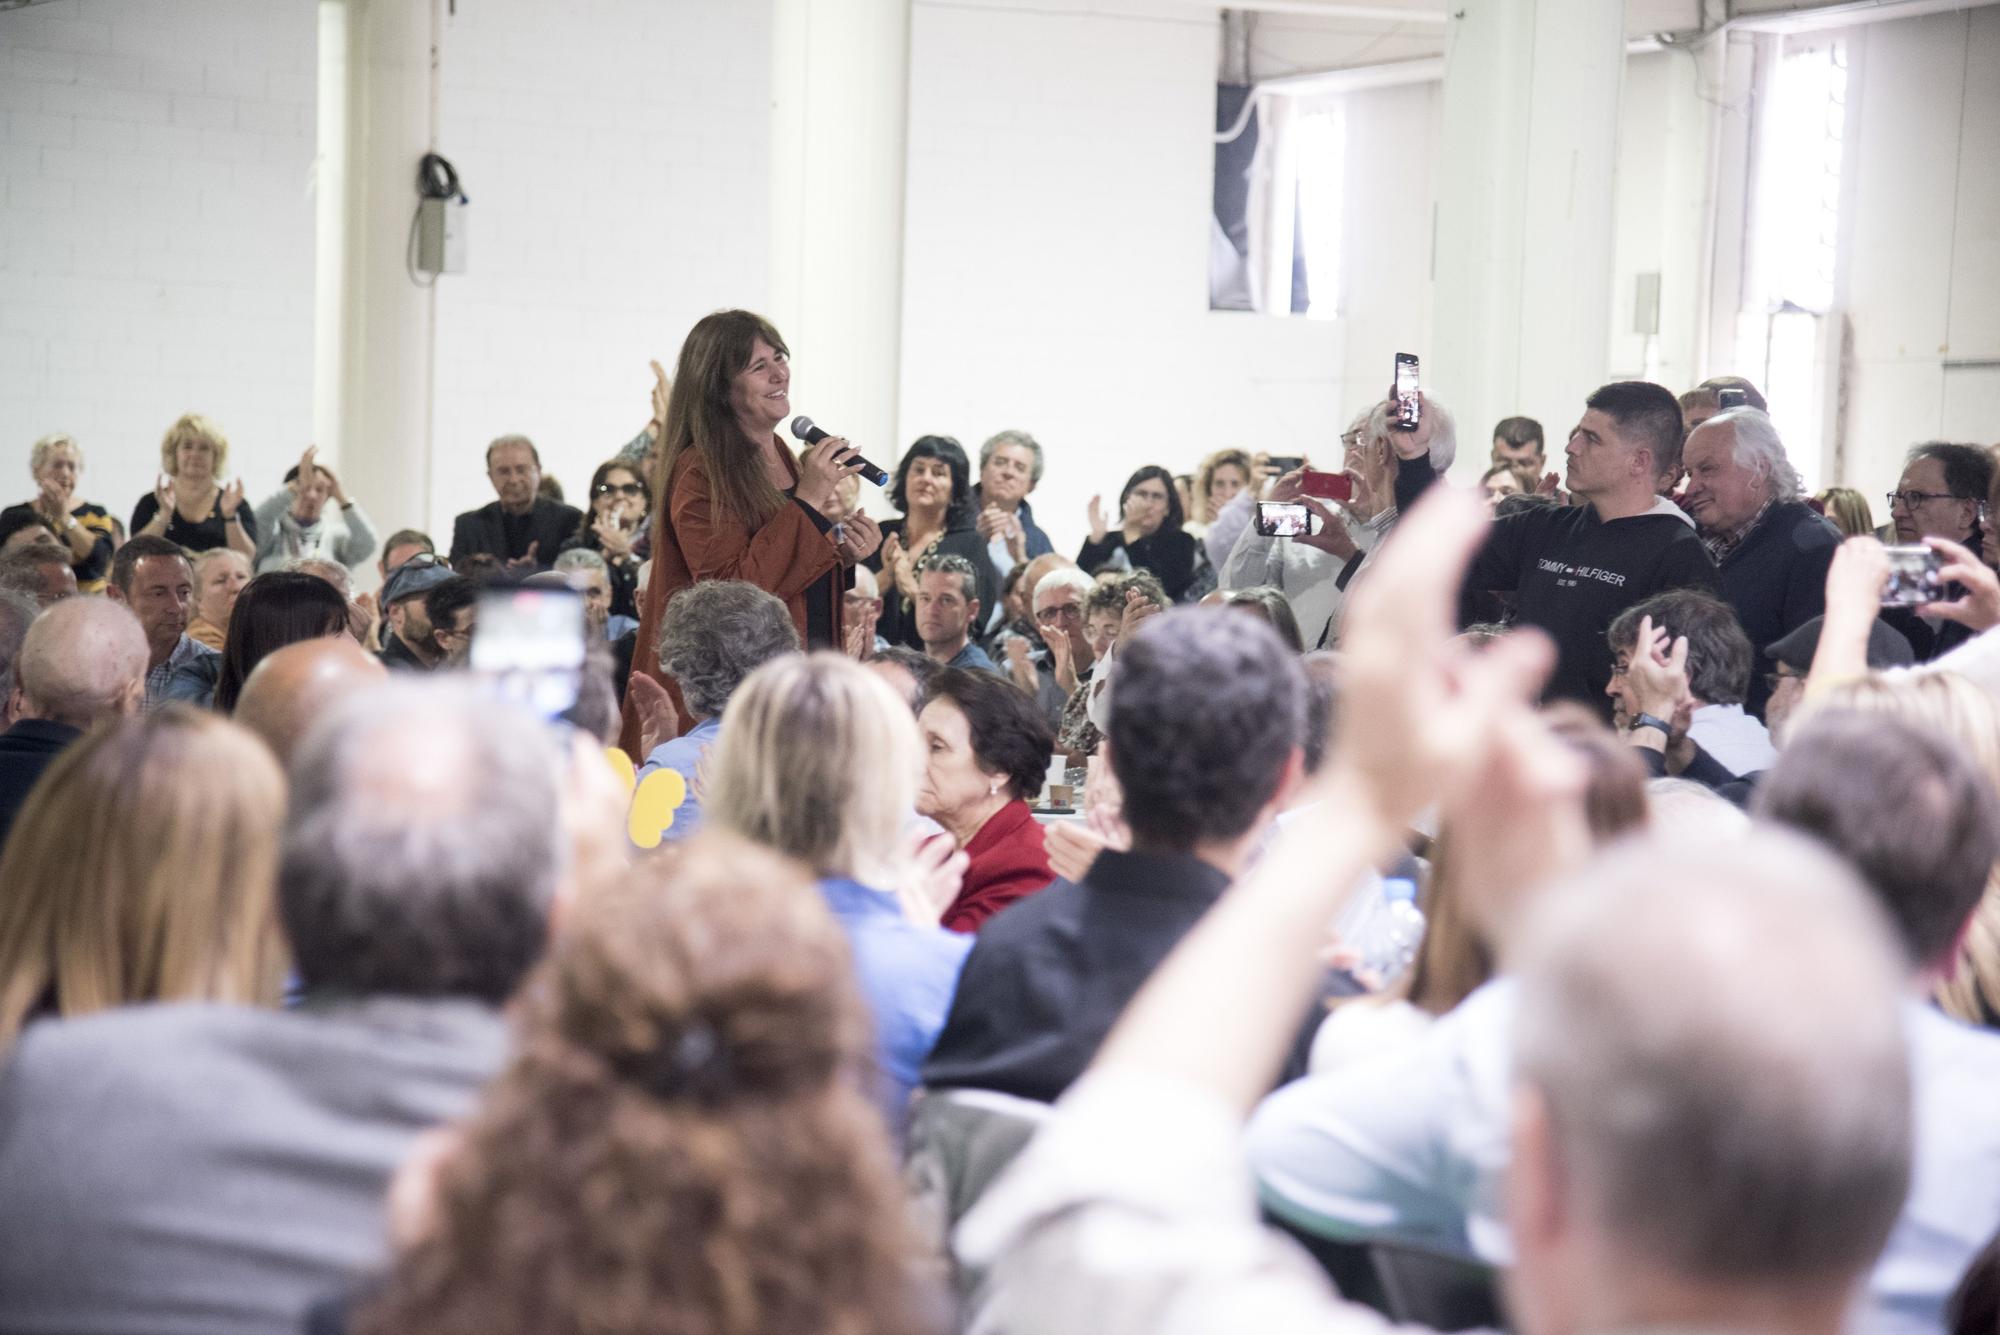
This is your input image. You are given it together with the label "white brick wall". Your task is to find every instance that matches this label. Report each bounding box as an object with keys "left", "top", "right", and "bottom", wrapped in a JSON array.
[
  {"left": 897, "top": 0, "right": 1355, "bottom": 556},
  {"left": 0, "top": 0, "right": 316, "bottom": 524},
  {"left": 426, "top": 0, "right": 774, "bottom": 534}
]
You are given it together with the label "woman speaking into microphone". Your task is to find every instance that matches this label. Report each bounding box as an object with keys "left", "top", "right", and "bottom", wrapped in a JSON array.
[{"left": 622, "top": 310, "right": 881, "bottom": 752}]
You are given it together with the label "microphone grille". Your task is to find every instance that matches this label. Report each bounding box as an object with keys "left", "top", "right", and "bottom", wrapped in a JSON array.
[{"left": 788, "top": 415, "right": 815, "bottom": 440}]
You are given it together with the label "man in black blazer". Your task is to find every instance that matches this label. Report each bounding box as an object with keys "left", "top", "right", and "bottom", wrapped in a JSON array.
[{"left": 448, "top": 434, "right": 581, "bottom": 573}]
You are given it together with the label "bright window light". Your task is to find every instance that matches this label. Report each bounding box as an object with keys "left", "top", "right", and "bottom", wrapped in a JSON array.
[{"left": 1295, "top": 104, "right": 1346, "bottom": 321}]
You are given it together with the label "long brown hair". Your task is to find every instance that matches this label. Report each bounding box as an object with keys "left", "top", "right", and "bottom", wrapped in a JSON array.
[
  {"left": 0, "top": 707, "right": 287, "bottom": 1050},
  {"left": 656, "top": 310, "right": 791, "bottom": 532},
  {"left": 354, "top": 834, "right": 941, "bottom": 1335}
]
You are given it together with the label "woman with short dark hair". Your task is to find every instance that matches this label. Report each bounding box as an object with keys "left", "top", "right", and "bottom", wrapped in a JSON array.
[
  {"left": 168, "top": 571, "right": 349, "bottom": 712},
  {"left": 1077, "top": 465, "right": 1198, "bottom": 601},
  {"left": 917, "top": 668, "right": 1057, "bottom": 932},
  {"left": 869, "top": 435, "right": 1001, "bottom": 651}
]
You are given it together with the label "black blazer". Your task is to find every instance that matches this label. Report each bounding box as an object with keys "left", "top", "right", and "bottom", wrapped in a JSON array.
[{"left": 448, "top": 498, "right": 582, "bottom": 570}]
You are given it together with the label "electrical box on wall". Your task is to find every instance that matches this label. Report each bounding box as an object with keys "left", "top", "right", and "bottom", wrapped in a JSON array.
[{"left": 416, "top": 198, "right": 467, "bottom": 275}]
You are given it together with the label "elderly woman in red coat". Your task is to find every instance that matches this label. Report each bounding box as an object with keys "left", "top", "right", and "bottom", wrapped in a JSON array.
[
  {"left": 917, "top": 667, "right": 1058, "bottom": 932},
  {"left": 621, "top": 309, "right": 880, "bottom": 755}
]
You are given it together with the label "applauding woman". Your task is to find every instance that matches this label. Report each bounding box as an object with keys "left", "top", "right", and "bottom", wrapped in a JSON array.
[
  {"left": 131, "top": 413, "right": 257, "bottom": 559},
  {"left": 624, "top": 311, "right": 881, "bottom": 748},
  {"left": 1078, "top": 464, "right": 1197, "bottom": 601},
  {"left": 559, "top": 459, "right": 650, "bottom": 620},
  {"left": 3, "top": 433, "right": 114, "bottom": 593},
  {"left": 869, "top": 435, "right": 1000, "bottom": 650}
]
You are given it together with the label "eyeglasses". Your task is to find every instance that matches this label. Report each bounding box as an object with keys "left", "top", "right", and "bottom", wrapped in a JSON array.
[
  {"left": 1036, "top": 604, "right": 1082, "bottom": 623},
  {"left": 1887, "top": 490, "right": 1958, "bottom": 510},
  {"left": 388, "top": 552, "right": 447, "bottom": 574},
  {"left": 594, "top": 482, "right": 646, "bottom": 498},
  {"left": 1763, "top": 670, "right": 1806, "bottom": 694}
]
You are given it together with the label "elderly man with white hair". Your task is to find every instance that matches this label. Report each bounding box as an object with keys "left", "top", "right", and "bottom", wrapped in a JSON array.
[
  {"left": 1679, "top": 406, "right": 1840, "bottom": 717},
  {"left": 1217, "top": 395, "right": 1459, "bottom": 650}
]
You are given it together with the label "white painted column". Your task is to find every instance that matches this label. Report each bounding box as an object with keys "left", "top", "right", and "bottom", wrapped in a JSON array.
[
  {"left": 1431, "top": 0, "right": 1626, "bottom": 468},
  {"left": 768, "top": 0, "right": 911, "bottom": 487},
  {"left": 314, "top": 0, "right": 440, "bottom": 576}
]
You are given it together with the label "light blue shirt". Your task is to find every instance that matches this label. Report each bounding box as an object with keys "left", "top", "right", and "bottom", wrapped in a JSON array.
[
  {"left": 1246, "top": 982, "right": 2000, "bottom": 1335},
  {"left": 635, "top": 716, "right": 722, "bottom": 843},
  {"left": 817, "top": 876, "right": 972, "bottom": 1129}
]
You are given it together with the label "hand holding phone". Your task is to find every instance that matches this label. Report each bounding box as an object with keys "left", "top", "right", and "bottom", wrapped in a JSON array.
[
  {"left": 1299, "top": 468, "right": 1354, "bottom": 503},
  {"left": 1392, "top": 353, "right": 1421, "bottom": 431},
  {"left": 1255, "top": 502, "right": 1315, "bottom": 538},
  {"left": 1880, "top": 545, "right": 1945, "bottom": 608}
]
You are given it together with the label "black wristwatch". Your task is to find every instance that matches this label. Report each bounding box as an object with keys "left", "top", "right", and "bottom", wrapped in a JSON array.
[{"left": 1628, "top": 712, "right": 1674, "bottom": 737}]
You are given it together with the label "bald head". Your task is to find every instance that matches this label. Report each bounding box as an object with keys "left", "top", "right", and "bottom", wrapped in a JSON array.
[
  {"left": 1508, "top": 831, "right": 1911, "bottom": 1332},
  {"left": 13, "top": 597, "right": 149, "bottom": 727},
  {"left": 234, "top": 635, "right": 387, "bottom": 767}
]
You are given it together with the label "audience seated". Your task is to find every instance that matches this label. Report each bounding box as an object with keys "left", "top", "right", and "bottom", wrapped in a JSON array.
[
  {"left": 375, "top": 554, "right": 452, "bottom": 670},
  {"left": 1489, "top": 414, "right": 1546, "bottom": 490},
  {"left": 1215, "top": 584, "right": 1305, "bottom": 651},
  {"left": 913, "top": 552, "right": 996, "bottom": 671},
  {"left": 1763, "top": 611, "right": 1914, "bottom": 742},
  {"left": 1608, "top": 590, "right": 1775, "bottom": 780},
  {"left": 867, "top": 643, "right": 943, "bottom": 713},
  {"left": 1309, "top": 702, "right": 1647, "bottom": 1074},
  {"left": 550, "top": 547, "right": 637, "bottom": 641},
  {"left": 1679, "top": 408, "right": 1840, "bottom": 716},
  {"left": 0, "top": 591, "right": 33, "bottom": 732},
  {"left": 1057, "top": 569, "right": 1166, "bottom": 756},
  {"left": 107, "top": 535, "right": 217, "bottom": 710},
  {"left": 448, "top": 435, "right": 582, "bottom": 574},
  {"left": 0, "top": 543, "right": 77, "bottom": 606},
  {"left": 1248, "top": 699, "right": 2000, "bottom": 1335},
  {"left": 0, "top": 597, "right": 148, "bottom": 849},
  {"left": 1449, "top": 382, "right": 1719, "bottom": 711},
  {"left": 176, "top": 570, "right": 350, "bottom": 713},
  {"left": 1887, "top": 442, "right": 1995, "bottom": 660},
  {"left": 1, "top": 433, "right": 113, "bottom": 592},
  {"left": 707, "top": 653, "right": 972, "bottom": 1125},
  {"left": 959, "top": 479, "right": 1912, "bottom": 1335},
  {"left": 0, "top": 707, "right": 286, "bottom": 1050},
  {"left": 234, "top": 637, "right": 388, "bottom": 767},
  {"left": 345, "top": 836, "right": 941, "bottom": 1335},
  {"left": 1817, "top": 484, "right": 1878, "bottom": 538},
  {"left": 0, "top": 681, "right": 568, "bottom": 1332},
  {"left": 556, "top": 458, "right": 649, "bottom": 621},
  {"left": 186, "top": 547, "right": 252, "bottom": 649},
  {"left": 971, "top": 431, "right": 1055, "bottom": 615},
  {"left": 1076, "top": 465, "right": 1197, "bottom": 602},
  {"left": 916, "top": 668, "right": 1056, "bottom": 932},
  {"left": 640, "top": 580, "right": 801, "bottom": 842},
  {"left": 0, "top": 508, "right": 65, "bottom": 555},
  {"left": 421, "top": 574, "right": 480, "bottom": 668},
  {"left": 872, "top": 435, "right": 1002, "bottom": 651},
  {"left": 1677, "top": 374, "right": 1768, "bottom": 435},
  {"left": 845, "top": 561, "right": 888, "bottom": 656},
  {"left": 922, "top": 605, "right": 1320, "bottom": 1105},
  {"left": 131, "top": 413, "right": 256, "bottom": 558},
  {"left": 1012, "top": 564, "right": 1093, "bottom": 730},
  {"left": 1799, "top": 673, "right": 2000, "bottom": 1031},
  {"left": 253, "top": 447, "right": 377, "bottom": 574}
]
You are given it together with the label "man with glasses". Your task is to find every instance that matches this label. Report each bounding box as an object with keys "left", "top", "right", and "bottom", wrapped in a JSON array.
[
  {"left": 1887, "top": 442, "right": 1994, "bottom": 659},
  {"left": 377, "top": 555, "right": 454, "bottom": 671},
  {"left": 1027, "top": 566, "right": 1097, "bottom": 731}
]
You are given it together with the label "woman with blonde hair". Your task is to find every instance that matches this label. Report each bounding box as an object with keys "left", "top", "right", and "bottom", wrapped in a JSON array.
[
  {"left": 130, "top": 412, "right": 257, "bottom": 558},
  {"left": 707, "top": 652, "right": 971, "bottom": 1123},
  {"left": 0, "top": 707, "right": 287, "bottom": 1049},
  {"left": 1191, "top": 448, "right": 1254, "bottom": 527},
  {"left": 352, "top": 837, "right": 942, "bottom": 1335},
  {"left": 1804, "top": 671, "right": 2000, "bottom": 1028},
  {"left": 0, "top": 433, "right": 115, "bottom": 592},
  {"left": 1815, "top": 486, "right": 1877, "bottom": 539}
]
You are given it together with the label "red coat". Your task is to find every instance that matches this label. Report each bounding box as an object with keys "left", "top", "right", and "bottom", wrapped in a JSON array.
[
  {"left": 941, "top": 799, "right": 1055, "bottom": 933},
  {"left": 619, "top": 445, "right": 845, "bottom": 758}
]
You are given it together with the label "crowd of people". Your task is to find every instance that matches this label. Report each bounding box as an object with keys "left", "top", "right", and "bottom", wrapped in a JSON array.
[{"left": 2, "top": 311, "right": 1999, "bottom": 1335}]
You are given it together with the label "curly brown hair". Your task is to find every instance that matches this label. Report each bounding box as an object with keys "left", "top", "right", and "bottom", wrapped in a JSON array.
[{"left": 353, "top": 834, "right": 942, "bottom": 1335}]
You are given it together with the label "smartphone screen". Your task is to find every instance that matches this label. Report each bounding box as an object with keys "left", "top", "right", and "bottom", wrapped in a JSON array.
[
  {"left": 471, "top": 586, "right": 586, "bottom": 719},
  {"left": 1255, "top": 502, "right": 1314, "bottom": 538},
  {"left": 1717, "top": 388, "right": 1748, "bottom": 410},
  {"left": 1394, "top": 353, "right": 1421, "bottom": 430},
  {"left": 1299, "top": 469, "right": 1353, "bottom": 503},
  {"left": 1880, "top": 546, "right": 1944, "bottom": 608}
]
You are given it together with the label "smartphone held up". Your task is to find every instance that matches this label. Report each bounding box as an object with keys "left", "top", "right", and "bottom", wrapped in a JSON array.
[
  {"left": 1880, "top": 545, "right": 1945, "bottom": 608},
  {"left": 1393, "top": 353, "right": 1421, "bottom": 431}
]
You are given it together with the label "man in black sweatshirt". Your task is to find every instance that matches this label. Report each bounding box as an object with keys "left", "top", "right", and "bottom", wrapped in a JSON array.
[{"left": 1394, "top": 381, "right": 1718, "bottom": 714}]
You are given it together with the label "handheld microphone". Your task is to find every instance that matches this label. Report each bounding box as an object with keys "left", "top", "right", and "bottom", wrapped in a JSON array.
[{"left": 790, "top": 416, "right": 890, "bottom": 487}]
